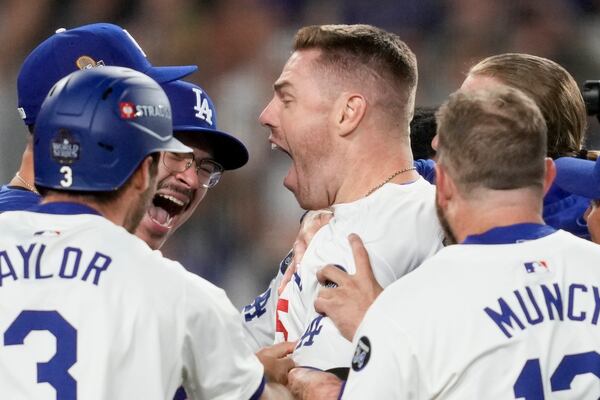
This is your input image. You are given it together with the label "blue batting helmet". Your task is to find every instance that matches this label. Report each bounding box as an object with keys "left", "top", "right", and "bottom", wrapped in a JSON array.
[{"left": 34, "top": 66, "right": 191, "bottom": 191}]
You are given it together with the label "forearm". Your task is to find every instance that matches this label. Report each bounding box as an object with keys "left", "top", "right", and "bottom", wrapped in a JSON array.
[{"left": 260, "top": 382, "right": 295, "bottom": 400}]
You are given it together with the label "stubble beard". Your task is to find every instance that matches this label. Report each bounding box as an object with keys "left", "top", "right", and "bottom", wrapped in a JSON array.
[{"left": 435, "top": 201, "right": 458, "bottom": 246}]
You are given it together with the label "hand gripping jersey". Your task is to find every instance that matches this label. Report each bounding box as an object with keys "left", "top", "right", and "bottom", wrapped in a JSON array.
[
  {"left": 247, "top": 179, "right": 444, "bottom": 372},
  {"left": 342, "top": 224, "right": 600, "bottom": 399},
  {"left": 0, "top": 203, "right": 264, "bottom": 400}
]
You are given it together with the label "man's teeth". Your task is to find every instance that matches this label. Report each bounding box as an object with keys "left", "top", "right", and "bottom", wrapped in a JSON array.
[
  {"left": 159, "top": 194, "right": 184, "bottom": 206},
  {"left": 271, "top": 143, "right": 280, "bottom": 151}
]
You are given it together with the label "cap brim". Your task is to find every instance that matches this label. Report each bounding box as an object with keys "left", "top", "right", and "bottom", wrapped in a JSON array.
[
  {"left": 174, "top": 127, "right": 249, "bottom": 170},
  {"left": 144, "top": 65, "right": 198, "bottom": 84},
  {"left": 158, "top": 136, "right": 193, "bottom": 154},
  {"left": 554, "top": 157, "right": 600, "bottom": 199}
]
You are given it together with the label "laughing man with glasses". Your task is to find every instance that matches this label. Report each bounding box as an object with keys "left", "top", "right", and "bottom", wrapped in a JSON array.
[{"left": 135, "top": 80, "right": 249, "bottom": 250}]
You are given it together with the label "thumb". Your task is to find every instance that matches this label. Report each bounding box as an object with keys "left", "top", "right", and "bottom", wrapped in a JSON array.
[
  {"left": 266, "top": 341, "right": 297, "bottom": 358},
  {"left": 348, "top": 233, "right": 375, "bottom": 280}
]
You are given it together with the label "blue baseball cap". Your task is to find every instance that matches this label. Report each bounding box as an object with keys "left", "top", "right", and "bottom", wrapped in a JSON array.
[
  {"left": 554, "top": 156, "right": 600, "bottom": 199},
  {"left": 17, "top": 23, "right": 197, "bottom": 126},
  {"left": 161, "top": 80, "right": 249, "bottom": 170}
]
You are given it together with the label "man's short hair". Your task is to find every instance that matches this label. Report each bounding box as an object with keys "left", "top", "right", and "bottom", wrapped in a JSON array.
[
  {"left": 436, "top": 86, "right": 547, "bottom": 195},
  {"left": 468, "top": 53, "right": 586, "bottom": 159},
  {"left": 293, "top": 24, "right": 418, "bottom": 123}
]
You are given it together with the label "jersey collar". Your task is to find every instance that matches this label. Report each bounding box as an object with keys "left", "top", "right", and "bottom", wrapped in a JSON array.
[
  {"left": 29, "top": 201, "right": 102, "bottom": 216},
  {"left": 462, "top": 223, "right": 556, "bottom": 245}
]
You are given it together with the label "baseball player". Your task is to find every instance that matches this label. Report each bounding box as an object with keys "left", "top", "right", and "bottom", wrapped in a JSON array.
[
  {"left": 292, "top": 86, "right": 600, "bottom": 399},
  {"left": 243, "top": 24, "right": 444, "bottom": 374},
  {"left": 135, "top": 79, "right": 248, "bottom": 250},
  {"left": 5, "top": 23, "right": 251, "bottom": 254},
  {"left": 0, "top": 67, "right": 293, "bottom": 399},
  {"left": 415, "top": 53, "right": 591, "bottom": 238},
  {"left": 0, "top": 22, "right": 197, "bottom": 213}
]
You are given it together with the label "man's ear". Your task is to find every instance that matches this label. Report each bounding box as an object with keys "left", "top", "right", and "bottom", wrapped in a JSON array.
[
  {"left": 333, "top": 93, "right": 367, "bottom": 137},
  {"left": 542, "top": 157, "right": 556, "bottom": 195},
  {"left": 435, "top": 163, "right": 454, "bottom": 208}
]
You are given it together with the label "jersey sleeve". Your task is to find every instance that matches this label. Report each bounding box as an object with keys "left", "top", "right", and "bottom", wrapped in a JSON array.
[
  {"left": 287, "top": 227, "right": 415, "bottom": 371},
  {"left": 341, "top": 299, "right": 422, "bottom": 399},
  {"left": 292, "top": 313, "right": 355, "bottom": 372},
  {"left": 182, "top": 276, "right": 265, "bottom": 400},
  {"left": 240, "top": 249, "right": 291, "bottom": 352}
]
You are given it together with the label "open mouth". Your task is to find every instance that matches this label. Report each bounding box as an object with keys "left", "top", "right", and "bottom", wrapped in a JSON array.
[
  {"left": 147, "top": 193, "right": 187, "bottom": 228},
  {"left": 271, "top": 142, "right": 291, "bottom": 158}
]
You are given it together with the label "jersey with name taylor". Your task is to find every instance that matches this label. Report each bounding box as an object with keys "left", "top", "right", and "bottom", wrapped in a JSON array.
[
  {"left": 343, "top": 225, "right": 600, "bottom": 399},
  {"left": 0, "top": 203, "right": 264, "bottom": 400},
  {"left": 275, "top": 178, "right": 444, "bottom": 371}
]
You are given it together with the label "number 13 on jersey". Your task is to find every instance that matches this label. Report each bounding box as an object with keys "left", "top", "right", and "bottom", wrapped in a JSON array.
[{"left": 514, "top": 352, "right": 600, "bottom": 399}]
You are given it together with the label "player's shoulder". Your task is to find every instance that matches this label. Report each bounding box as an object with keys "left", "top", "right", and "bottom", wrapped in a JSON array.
[{"left": 329, "top": 177, "right": 437, "bottom": 236}]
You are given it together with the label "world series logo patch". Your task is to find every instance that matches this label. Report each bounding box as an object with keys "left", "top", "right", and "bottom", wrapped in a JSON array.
[
  {"left": 351, "top": 336, "right": 371, "bottom": 371},
  {"left": 51, "top": 129, "right": 80, "bottom": 165}
]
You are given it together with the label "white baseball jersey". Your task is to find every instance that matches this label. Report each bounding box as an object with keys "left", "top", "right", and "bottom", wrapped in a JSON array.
[
  {"left": 0, "top": 202, "right": 264, "bottom": 400},
  {"left": 272, "top": 178, "right": 443, "bottom": 371},
  {"left": 241, "top": 249, "right": 291, "bottom": 352},
  {"left": 342, "top": 224, "right": 600, "bottom": 399}
]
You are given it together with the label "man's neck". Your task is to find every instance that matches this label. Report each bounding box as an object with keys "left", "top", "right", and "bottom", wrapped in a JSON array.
[
  {"left": 9, "top": 147, "right": 35, "bottom": 192},
  {"left": 42, "top": 194, "right": 124, "bottom": 227},
  {"left": 452, "top": 194, "right": 545, "bottom": 243},
  {"left": 332, "top": 142, "right": 417, "bottom": 204}
]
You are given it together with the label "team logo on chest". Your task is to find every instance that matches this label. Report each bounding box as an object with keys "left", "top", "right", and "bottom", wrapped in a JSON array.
[{"left": 351, "top": 336, "right": 372, "bottom": 371}]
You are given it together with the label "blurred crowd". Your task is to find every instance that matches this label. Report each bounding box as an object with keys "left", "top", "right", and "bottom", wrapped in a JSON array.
[{"left": 2, "top": 0, "right": 600, "bottom": 307}]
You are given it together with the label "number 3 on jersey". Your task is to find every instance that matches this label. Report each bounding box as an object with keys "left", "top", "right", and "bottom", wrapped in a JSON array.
[
  {"left": 514, "top": 352, "right": 600, "bottom": 399},
  {"left": 4, "top": 310, "right": 77, "bottom": 399}
]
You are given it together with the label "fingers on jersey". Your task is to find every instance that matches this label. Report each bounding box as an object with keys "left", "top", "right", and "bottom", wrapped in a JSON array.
[
  {"left": 256, "top": 341, "right": 296, "bottom": 385},
  {"left": 280, "top": 209, "right": 334, "bottom": 296},
  {"left": 348, "top": 233, "right": 374, "bottom": 279},
  {"left": 315, "top": 234, "right": 384, "bottom": 341}
]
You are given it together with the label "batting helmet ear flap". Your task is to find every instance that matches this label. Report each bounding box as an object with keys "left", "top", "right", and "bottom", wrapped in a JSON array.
[{"left": 34, "top": 67, "right": 191, "bottom": 192}]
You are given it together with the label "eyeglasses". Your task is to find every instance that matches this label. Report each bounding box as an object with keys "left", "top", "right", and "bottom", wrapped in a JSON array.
[{"left": 162, "top": 152, "right": 223, "bottom": 188}]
